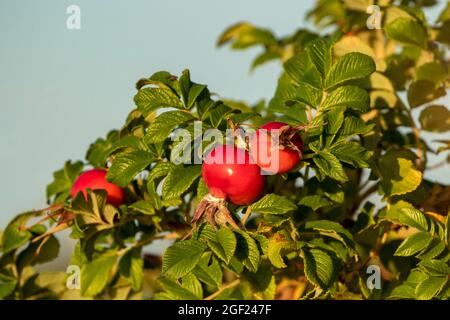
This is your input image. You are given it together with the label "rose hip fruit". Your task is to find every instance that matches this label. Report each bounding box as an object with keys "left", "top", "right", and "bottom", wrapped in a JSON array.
[
  {"left": 202, "top": 144, "right": 264, "bottom": 205},
  {"left": 70, "top": 169, "right": 125, "bottom": 207},
  {"left": 250, "top": 121, "right": 304, "bottom": 174}
]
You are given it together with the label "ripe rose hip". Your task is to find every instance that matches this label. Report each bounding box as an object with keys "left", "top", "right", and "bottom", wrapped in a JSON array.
[
  {"left": 250, "top": 121, "right": 304, "bottom": 174},
  {"left": 70, "top": 169, "right": 125, "bottom": 207},
  {"left": 202, "top": 144, "right": 264, "bottom": 205}
]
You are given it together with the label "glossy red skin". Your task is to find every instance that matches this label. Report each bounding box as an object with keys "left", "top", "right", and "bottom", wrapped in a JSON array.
[
  {"left": 70, "top": 169, "right": 125, "bottom": 207},
  {"left": 202, "top": 145, "right": 264, "bottom": 205},
  {"left": 250, "top": 121, "right": 304, "bottom": 174}
]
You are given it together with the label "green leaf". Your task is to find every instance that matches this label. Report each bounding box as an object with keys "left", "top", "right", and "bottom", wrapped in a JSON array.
[
  {"left": 419, "top": 105, "right": 450, "bottom": 133},
  {"left": 398, "top": 208, "right": 428, "bottom": 231},
  {"left": 324, "top": 53, "right": 375, "bottom": 89},
  {"left": 129, "top": 200, "right": 155, "bottom": 215},
  {"left": 284, "top": 52, "right": 322, "bottom": 88},
  {"left": 162, "top": 239, "right": 206, "bottom": 279},
  {"left": 407, "top": 80, "right": 446, "bottom": 108},
  {"left": 249, "top": 194, "right": 297, "bottom": 215},
  {"left": 144, "top": 111, "right": 195, "bottom": 144},
  {"left": 217, "top": 22, "right": 277, "bottom": 49},
  {"left": 162, "top": 165, "right": 202, "bottom": 200},
  {"left": 181, "top": 273, "right": 203, "bottom": 299},
  {"left": 0, "top": 275, "right": 17, "bottom": 299},
  {"left": 302, "top": 248, "right": 337, "bottom": 289},
  {"left": 303, "top": 220, "right": 354, "bottom": 249},
  {"left": 207, "top": 227, "right": 237, "bottom": 264},
  {"left": 330, "top": 141, "right": 370, "bottom": 168},
  {"left": 234, "top": 230, "right": 260, "bottom": 273},
  {"left": 193, "top": 253, "right": 223, "bottom": 288},
  {"left": 157, "top": 276, "right": 200, "bottom": 300},
  {"left": 46, "top": 160, "right": 84, "bottom": 203},
  {"left": 81, "top": 252, "right": 117, "bottom": 297},
  {"left": 385, "top": 18, "right": 427, "bottom": 49},
  {"left": 380, "top": 157, "right": 422, "bottom": 197},
  {"left": 321, "top": 86, "right": 370, "bottom": 113},
  {"left": 418, "top": 259, "right": 450, "bottom": 277},
  {"left": 415, "top": 276, "right": 448, "bottom": 300},
  {"left": 106, "top": 150, "right": 153, "bottom": 187},
  {"left": 415, "top": 62, "right": 448, "bottom": 86},
  {"left": 394, "top": 232, "right": 434, "bottom": 257},
  {"left": 298, "top": 195, "right": 332, "bottom": 211},
  {"left": 1, "top": 211, "right": 41, "bottom": 254},
  {"left": 313, "top": 150, "right": 348, "bottom": 182},
  {"left": 294, "top": 83, "right": 322, "bottom": 108},
  {"left": 306, "top": 38, "right": 332, "bottom": 77},
  {"left": 267, "top": 234, "right": 292, "bottom": 268},
  {"left": 119, "top": 249, "right": 143, "bottom": 291},
  {"left": 134, "top": 87, "right": 182, "bottom": 117}
]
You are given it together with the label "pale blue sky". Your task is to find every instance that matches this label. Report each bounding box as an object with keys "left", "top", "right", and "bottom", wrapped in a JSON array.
[{"left": 0, "top": 0, "right": 448, "bottom": 230}]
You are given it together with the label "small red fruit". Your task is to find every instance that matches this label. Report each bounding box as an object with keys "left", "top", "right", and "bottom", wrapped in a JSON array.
[
  {"left": 70, "top": 169, "right": 125, "bottom": 207},
  {"left": 202, "top": 145, "right": 264, "bottom": 205},
  {"left": 250, "top": 121, "right": 304, "bottom": 174}
]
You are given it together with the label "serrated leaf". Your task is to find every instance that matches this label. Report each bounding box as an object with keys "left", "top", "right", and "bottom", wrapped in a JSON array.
[
  {"left": 162, "top": 239, "right": 206, "bottom": 279},
  {"left": 267, "top": 235, "right": 292, "bottom": 268},
  {"left": 234, "top": 230, "right": 260, "bottom": 273},
  {"left": 321, "top": 86, "right": 370, "bottom": 112},
  {"left": 144, "top": 111, "right": 195, "bottom": 144},
  {"left": 81, "top": 252, "right": 117, "bottom": 297},
  {"left": 129, "top": 200, "right": 155, "bottom": 215},
  {"left": 306, "top": 37, "right": 332, "bottom": 77},
  {"left": 162, "top": 165, "right": 202, "bottom": 200},
  {"left": 46, "top": 160, "right": 84, "bottom": 203},
  {"left": 298, "top": 195, "right": 332, "bottom": 210},
  {"left": 398, "top": 208, "right": 428, "bottom": 231},
  {"left": 249, "top": 194, "right": 297, "bottom": 215},
  {"left": 330, "top": 141, "right": 370, "bottom": 168},
  {"left": 284, "top": 52, "right": 322, "bottom": 88},
  {"left": 418, "top": 259, "right": 450, "bottom": 277},
  {"left": 2, "top": 211, "right": 41, "bottom": 254},
  {"left": 324, "top": 52, "right": 375, "bottom": 89},
  {"left": 207, "top": 227, "right": 236, "bottom": 264},
  {"left": 303, "top": 248, "right": 337, "bottom": 289},
  {"left": 119, "top": 249, "right": 143, "bottom": 291},
  {"left": 106, "top": 150, "right": 153, "bottom": 187},
  {"left": 313, "top": 150, "right": 348, "bottom": 182},
  {"left": 193, "top": 253, "right": 223, "bottom": 288},
  {"left": 415, "top": 276, "right": 448, "bottom": 300},
  {"left": 134, "top": 87, "right": 182, "bottom": 117},
  {"left": 158, "top": 276, "right": 200, "bottom": 300},
  {"left": 385, "top": 17, "right": 428, "bottom": 49},
  {"left": 394, "top": 232, "right": 434, "bottom": 257},
  {"left": 181, "top": 273, "right": 203, "bottom": 299},
  {"left": 380, "top": 157, "right": 422, "bottom": 196},
  {"left": 304, "top": 220, "right": 354, "bottom": 249}
]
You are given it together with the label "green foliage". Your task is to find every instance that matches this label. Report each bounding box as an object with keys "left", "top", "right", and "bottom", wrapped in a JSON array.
[{"left": 1, "top": 0, "right": 449, "bottom": 300}]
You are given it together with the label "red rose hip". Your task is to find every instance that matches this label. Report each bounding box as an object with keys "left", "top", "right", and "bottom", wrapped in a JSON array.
[
  {"left": 202, "top": 144, "right": 264, "bottom": 205},
  {"left": 70, "top": 169, "right": 125, "bottom": 207},
  {"left": 250, "top": 121, "right": 304, "bottom": 174}
]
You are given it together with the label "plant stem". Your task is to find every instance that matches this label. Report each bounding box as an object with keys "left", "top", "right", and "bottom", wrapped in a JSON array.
[
  {"left": 241, "top": 207, "right": 252, "bottom": 226},
  {"left": 204, "top": 279, "right": 241, "bottom": 300}
]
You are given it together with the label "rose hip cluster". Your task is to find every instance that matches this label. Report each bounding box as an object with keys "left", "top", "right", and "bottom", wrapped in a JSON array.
[
  {"left": 193, "top": 121, "right": 304, "bottom": 229},
  {"left": 68, "top": 121, "right": 304, "bottom": 230}
]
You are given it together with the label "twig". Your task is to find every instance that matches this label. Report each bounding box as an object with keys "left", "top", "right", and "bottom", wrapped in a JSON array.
[
  {"left": 241, "top": 207, "right": 252, "bottom": 226},
  {"left": 204, "top": 279, "right": 241, "bottom": 300}
]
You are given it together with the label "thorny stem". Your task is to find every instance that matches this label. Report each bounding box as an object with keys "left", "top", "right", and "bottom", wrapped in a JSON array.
[{"left": 204, "top": 279, "right": 241, "bottom": 300}]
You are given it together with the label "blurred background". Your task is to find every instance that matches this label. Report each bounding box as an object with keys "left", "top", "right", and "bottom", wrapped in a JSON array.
[{"left": 1, "top": 0, "right": 448, "bottom": 269}]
